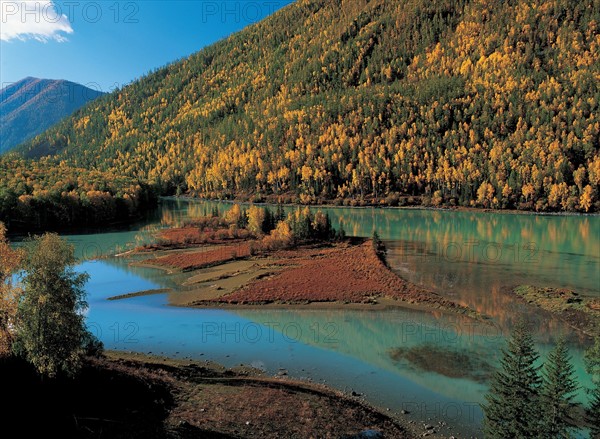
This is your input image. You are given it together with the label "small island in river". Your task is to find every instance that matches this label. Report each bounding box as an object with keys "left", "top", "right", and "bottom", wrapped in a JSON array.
[{"left": 121, "top": 206, "right": 482, "bottom": 320}]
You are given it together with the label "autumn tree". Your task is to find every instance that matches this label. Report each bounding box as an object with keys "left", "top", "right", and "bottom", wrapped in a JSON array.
[
  {"left": 312, "top": 211, "right": 334, "bottom": 240},
  {"left": 0, "top": 223, "right": 22, "bottom": 357},
  {"left": 5, "top": 0, "right": 599, "bottom": 214},
  {"left": 223, "top": 203, "right": 241, "bottom": 224},
  {"left": 247, "top": 205, "right": 266, "bottom": 236}
]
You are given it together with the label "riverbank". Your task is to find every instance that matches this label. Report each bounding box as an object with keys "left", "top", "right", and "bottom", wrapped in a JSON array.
[
  {"left": 1, "top": 351, "right": 436, "bottom": 438},
  {"left": 172, "top": 194, "right": 599, "bottom": 217},
  {"left": 125, "top": 237, "right": 482, "bottom": 320},
  {"left": 512, "top": 285, "right": 600, "bottom": 338}
]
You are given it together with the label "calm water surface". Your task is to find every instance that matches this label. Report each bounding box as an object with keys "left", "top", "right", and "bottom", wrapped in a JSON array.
[{"left": 19, "top": 198, "right": 599, "bottom": 437}]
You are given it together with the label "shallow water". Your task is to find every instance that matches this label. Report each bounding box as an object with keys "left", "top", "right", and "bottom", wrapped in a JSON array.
[{"left": 81, "top": 258, "right": 593, "bottom": 437}]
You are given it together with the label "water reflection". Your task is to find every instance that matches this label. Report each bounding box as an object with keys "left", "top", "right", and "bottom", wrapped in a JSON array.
[
  {"left": 79, "top": 259, "right": 594, "bottom": 437},
  {"left": 14, "top": 198, "right": 597, "bottom": 435}
]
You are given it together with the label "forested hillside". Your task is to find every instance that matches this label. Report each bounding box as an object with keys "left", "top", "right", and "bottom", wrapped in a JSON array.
[
  {"left": 11, "top": 0, "right": 600, "bottom": 216},
  {"left": 0, "top": 157, "right": 156, "bottom": 231},
  {"left": 0, "top": 78, "right": 104, "bottom": 153}
]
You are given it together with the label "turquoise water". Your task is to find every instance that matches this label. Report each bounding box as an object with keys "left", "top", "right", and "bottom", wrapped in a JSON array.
[
  {"left": 80, "top": 258, "right": 593, "bottom": 437},
  {"left": 14, "top": 198, "right": 599, "bottom": 437}
]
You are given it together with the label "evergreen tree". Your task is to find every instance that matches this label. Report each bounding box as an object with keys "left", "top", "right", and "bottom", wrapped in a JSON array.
[
  {"left": 336, "top": 223, "right": 347, "bottom": 241},
  {"left": 372, "top": 230, "right": 387, "bottom": 265},
  {"left": 540, "top": 338, "right": 580, "bottom": 438},
  {"left": 276, "top": 204, "right": 286, "bottom": 223},
  {"left": 588, "top": 387, "right": 600, "bottom": 439},
  {"left": 372, "top": 230, "right": 382, "bottom": 250},
  {"left": 237, "top": 208, "right": 248, "bottom": 228},
  {"left": 482, "top": 320, "right": 542, "bottom": 438},
  {"left": 261, "top": 207, "right": 276, "bottom": 234},
  {"left": 585, "top": 338, "right": 600, "bottom": 438}
]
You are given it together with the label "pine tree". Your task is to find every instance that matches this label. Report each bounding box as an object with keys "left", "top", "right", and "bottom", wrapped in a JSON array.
[
  {"left": 540, "top": 338, "right": 580, "bottom": 438},
  {"left": 585, "top": 338, "right": 600, "bottom": 438},
  {"left": 276, "top": 204, "right": 286, "bottom": 223},
  {"left": 588, "top": 388, "right": 600, "bottom": 439},
  {"left": 261, "top": 207, "right": 275, "bottom": 234},
  {"left": 372, "top": 230, "right": 387, "bottom": 265},
  {"left": 482, "top": 320, "right": 542, "bottom": 438}
]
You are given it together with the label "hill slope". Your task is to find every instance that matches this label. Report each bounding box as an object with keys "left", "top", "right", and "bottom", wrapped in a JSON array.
[
  {"left": 14, "top": 0, "right": 600, "bottom": 212},
  {"left": 0, "top": 77, "right": 104, "bottom": 153}
]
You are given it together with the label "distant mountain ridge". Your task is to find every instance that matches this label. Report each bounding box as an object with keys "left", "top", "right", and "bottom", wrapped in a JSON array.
[{"left": 0, "top": 77, "right": 104, "bottom": 153}]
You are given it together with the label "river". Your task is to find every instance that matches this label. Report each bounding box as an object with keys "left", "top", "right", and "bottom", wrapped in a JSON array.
[{"left": 20, "top": 198, "right": 600, "bottom": 437}]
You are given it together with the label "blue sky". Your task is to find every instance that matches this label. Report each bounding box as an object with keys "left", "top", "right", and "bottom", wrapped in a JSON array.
[{"left": 1, "top": 1, "right": 294, "bottom": 92}]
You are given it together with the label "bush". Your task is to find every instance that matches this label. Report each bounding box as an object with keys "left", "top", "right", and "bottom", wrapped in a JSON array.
[{"left": 385, "top": 193, "right": 400, "bottom": 206}]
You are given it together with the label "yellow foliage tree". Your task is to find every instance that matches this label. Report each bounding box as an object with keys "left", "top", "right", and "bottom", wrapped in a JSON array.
[
  {"left": 224, "top": 204, "right": 242, "bottom": 224},
  {"left": 247, "top": 205, "right": 265, "bottom": 236},
  {"left": 579, "top": 185, "right": 595, "bottom": 212},
  {"left": 477, "top": 182, "right": 495, "bottom": 208}
]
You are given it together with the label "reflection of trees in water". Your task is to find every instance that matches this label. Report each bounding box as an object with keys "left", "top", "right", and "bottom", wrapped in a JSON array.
[
  {"left": 385, "top": 241, "right": 592, "bottom": 345},
  {"left": 389, "top": 344, "right": 495, "bottom": 383},
  {"left": 139, "top": 199, "right": 598, "bottom": 339},
  {"left": 156, "top": 200, "right": 598, "bottom": 265}
]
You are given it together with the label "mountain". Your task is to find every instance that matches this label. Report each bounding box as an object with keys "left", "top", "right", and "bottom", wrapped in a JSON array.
[
  {"left": 0, "top": 77, "right": 104, "bottom": 153},
  {"left": 11, "top": 0, "right": 600, "bottom": 213}
]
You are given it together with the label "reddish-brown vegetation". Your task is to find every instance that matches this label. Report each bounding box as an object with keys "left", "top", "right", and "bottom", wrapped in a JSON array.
[
  {"left": 205, "top": 241, "right": 473, "bottom": 313},
  {"left": 155, "top": 226, "right": 249, "bottom": 247},
  {"left": 141, "top": 216, "right": 252, "bottom": 250},
  {"left": 148, "top": 243, "right": 252, "bottom": 271}
]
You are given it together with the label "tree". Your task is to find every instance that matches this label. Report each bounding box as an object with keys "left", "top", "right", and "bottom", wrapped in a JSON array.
[
  {"left": 14, "top": 234, "right": 91, "bottom": 378},
  {"left": 0, "top": 223, "right": 23, "bottom": 357},
  {"left": 275, "top": 204, "right": 286, "bottom": 223},
  {"left": 261, "top": 207, "right": 276, "bottom": 234},
  {"left": 540, "top": 338, "right": 580, "bottom": 438},
  {"left": 585, "top": 338, "right": 600, "bottom": 438},
  {"left": 288, "top": 207, "right": 313, "bottom": 242},
  {"left": 313, "top": 211, "right": 333, "bottom": 240},
  {"left": 372, "top": 230, "right": 387, "bottom": 265},
  {"left": 247, "top": 205, "right": 266, "bottom": 236},
  {"left": 482, "top": 320, "right": 542, "bottom": 438},
  {"left": 588, "top": 388, "right": 600, "bottom": 439},
  {"left": 223, "top": 203, "right": 241, "bottom": 224}
]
